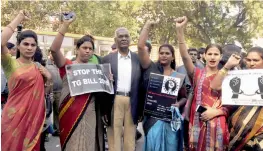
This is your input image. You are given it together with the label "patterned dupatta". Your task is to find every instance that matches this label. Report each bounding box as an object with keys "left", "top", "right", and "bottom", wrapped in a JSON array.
[{"left": 189, "top": 68, "right": 228, "bottom": 151}]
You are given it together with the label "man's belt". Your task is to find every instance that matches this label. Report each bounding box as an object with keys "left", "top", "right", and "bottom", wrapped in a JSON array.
[{"left": 116, "top": 91, "right": 130, "bottom": 97}]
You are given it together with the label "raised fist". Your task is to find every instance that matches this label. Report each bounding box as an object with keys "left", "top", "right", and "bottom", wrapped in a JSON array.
[
  {"left": 224, "top": 54, "right": 241, "bottom": 70},
  {"left": 19, "top": 10, "right": 30, "bottom": 21},
  {"left": 229, "top": 77, "right": 242, "bottom": 99},
  {"left": 174, "top": 16, "right": 188, "bottom": 29},
  {"left": 61, "top": 11, "right": 76, "bottom": 25}
]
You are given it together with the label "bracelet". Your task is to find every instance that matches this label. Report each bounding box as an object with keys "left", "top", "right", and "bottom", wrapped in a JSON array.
[
  {"left": 219, "top": 67, "right": 228, "bottom": 76},
  {"left": 58, "top": 31, "right": 65, "bottom": 36},
  {"left": 6, "top": 25, "right": 15, "bottom": 32},
  {"left": 178, "top": 41, "right": 185, "bottom": 44}
]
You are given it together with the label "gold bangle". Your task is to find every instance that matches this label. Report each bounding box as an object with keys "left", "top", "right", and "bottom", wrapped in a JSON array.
[
  {"left": 219, "top": 68, "right": 228, "bottom": 76},
  {"left": 6, "top": 25, "right": 15, "bottom": 32}
]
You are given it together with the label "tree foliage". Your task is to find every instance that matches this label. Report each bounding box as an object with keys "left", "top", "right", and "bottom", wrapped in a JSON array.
[{"left": 1, "top": 1, "right": 262, "bottom": 49}]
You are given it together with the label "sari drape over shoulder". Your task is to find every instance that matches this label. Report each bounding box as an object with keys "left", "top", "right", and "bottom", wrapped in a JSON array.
[
  {"left": 228, "top": 106, "right": 263, "bottom": 151},
  {"left": 58, "top": 58, "right": 104, "bottom": 151},
  {"left": 142, "top": 62, "right": 186, "bottom": 151},
  {"left": 1, "top": 54, "right": 45, "bottom": 151},
  {"left": 189, "top": 68, "right": 229, "bottom": 151}
]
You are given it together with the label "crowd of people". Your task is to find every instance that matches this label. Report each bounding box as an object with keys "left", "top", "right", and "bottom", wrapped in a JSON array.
[{"left": 1, "top": 10, "right": 263, "bottom": 151}]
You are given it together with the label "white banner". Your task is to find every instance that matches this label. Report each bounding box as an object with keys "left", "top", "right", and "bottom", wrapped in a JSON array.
[{"left": 222, "top": 69, "right": 263, "bottom": 106}]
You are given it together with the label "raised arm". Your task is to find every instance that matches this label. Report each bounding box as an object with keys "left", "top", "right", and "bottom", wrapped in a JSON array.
[
  {"left": 137, "top": 20, "right": 157, "bottom": 69},
  {"left": 1, "top": 10, "right": 29, "bottom": 55},
  {"left": 210, "top": 54, "right": 241, "bottom": 90},
  {"left": 175, "top": 16, "right": 195, "bottom": 78},
  {"left": 50, "top": 13, "right": 76, "bottom": 68}
]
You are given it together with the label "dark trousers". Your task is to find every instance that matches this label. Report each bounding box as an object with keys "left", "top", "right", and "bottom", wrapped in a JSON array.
[
  {"left": 40, "top": 129, "right": 48, "bottom": 151},
  {"left": 184, "top": 120, "right": 189, "bottom": 150}
]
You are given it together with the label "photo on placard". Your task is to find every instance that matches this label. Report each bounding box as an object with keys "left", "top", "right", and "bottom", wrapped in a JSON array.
[{"left": 161, "top": 76, "right": 180, "bottom": 96}]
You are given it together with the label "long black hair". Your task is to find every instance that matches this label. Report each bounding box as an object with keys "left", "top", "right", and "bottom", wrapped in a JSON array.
[
  {"left": 16, "top": 30, "right": 38, "bottom": 59},
  {"left": 158, "top": 44, "right": 176, "bottom": 70},
  {"left": 33, "top": 46, "right": 46, "bottom": 66}
]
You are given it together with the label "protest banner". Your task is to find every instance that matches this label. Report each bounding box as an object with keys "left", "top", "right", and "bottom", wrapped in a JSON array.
[
  {"left": 144, "top": 73, "right": 185, "bottom": 121},
  {"left": 222, "top": 69, "right": 263, "bottom": 106},
  {"left": 65, "top": 63, "right": 114, "bottom": 96}
]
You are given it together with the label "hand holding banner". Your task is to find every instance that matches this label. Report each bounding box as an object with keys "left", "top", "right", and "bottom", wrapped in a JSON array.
[{"left": 66, "top": 63, "right": 114, "bottom": 96}]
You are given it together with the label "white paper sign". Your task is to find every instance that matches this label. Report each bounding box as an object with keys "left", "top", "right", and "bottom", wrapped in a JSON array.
[{"left": 222, "top": 69, "right": 263, "bottom": 106}]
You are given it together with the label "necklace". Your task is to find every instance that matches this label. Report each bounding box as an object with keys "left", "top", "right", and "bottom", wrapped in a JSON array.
[{"left": 17, "top": 58, "right": 33, "bottom": 65}]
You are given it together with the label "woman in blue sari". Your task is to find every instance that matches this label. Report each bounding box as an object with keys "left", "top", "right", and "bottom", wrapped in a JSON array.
[{"left": 138, "top": 20, "right": 187, "bottom": 151}]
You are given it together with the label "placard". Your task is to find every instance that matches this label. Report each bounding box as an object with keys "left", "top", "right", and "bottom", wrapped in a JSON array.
[
  {"left": 222, "top": 69, "right": 263, "bottom": 106},
  {"left": 144, "top": 73, "right": 184, "bottom": 121},
  {"left": 66, "top": 63, "right": 114, "bottom": 96}
]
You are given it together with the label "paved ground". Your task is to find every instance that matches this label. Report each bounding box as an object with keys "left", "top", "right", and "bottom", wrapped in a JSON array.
[{"left": 45, "top": 123, "right": 144, "bottom": 151}]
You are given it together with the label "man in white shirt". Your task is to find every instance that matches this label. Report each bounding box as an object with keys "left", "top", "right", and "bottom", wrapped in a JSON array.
[{"left": 102, "top": 27, "right": 142, "bottom": 151}]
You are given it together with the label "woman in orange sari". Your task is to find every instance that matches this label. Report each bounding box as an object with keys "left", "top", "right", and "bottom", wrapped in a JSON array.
[
  {"left": 211, "top": 46, "right": 263, "bottom": 150},
  {"left": 175, "top": 16, "right": 230, "bottom": 150},
  {"left": 50, "top": 13, "right": 105, "bottom": 151},
  {"left": 1, "top": 11, "right": 52, "bottom": 151}
]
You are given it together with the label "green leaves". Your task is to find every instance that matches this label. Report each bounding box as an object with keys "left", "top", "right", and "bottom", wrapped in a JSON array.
[{"left": 1, "top": 1, "right": 262, "bottom": 50}]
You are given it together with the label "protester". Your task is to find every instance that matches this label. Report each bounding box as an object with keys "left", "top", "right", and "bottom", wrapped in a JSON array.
[
  {"left": 218, "top": 44, "right": 242, "bottom": 70},
  {"left": 138, "top": 20, "right": 187, "bottom": 151},
  {"left": 102, "top": 27, "right": 142, "bottom": 151},
  {"left": 240, "top": 51, "right": 247, "bottom": 69},
  {"left": 110, "top": 43, "right": 117, "bottom": 53},
  {"left": 211, "top": 46, "right": 263, "bottom": 151},
  {"left": 198, "top": 47, "right": 206, "bottom": 66},
  {"left": 1, "top": 10, "right": 52, "bottom": 151},
  {"left": 176, "top": 48, "right": 205, "bottom": 149},
  {"left": 136, "top": 40, "right": 152, "bottom": 141},
  {"left": 49, "top": 13, "right": 105, "bottom": 151},
  {"left": 1, "top": 68, "right": 7, "bottom": 111},
  {"left": 33, "top": 46, "right": 54, "bottom": 151},
  {"left": 7, "top": 42, "right": 16, "bottom": 57},
  {"left": 46, "top": 51, "right": 63, "bottom": 136},
  {"left": 177, "top": 48, "right": 204, "bottom": 95},
  {"left": 175, "top": 16, "right": 230, "bottom": 150},
  {"left": 1, "top": 43, "right": 15, "bottom": 108}
]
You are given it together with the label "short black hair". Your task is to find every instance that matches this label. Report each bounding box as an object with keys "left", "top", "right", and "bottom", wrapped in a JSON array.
[
  {"left": 198, "top": 48, "right": 205, "bottom": 54},
  {"left": 7, "top": 42, "right": 15, "bottom": 50},
  {"left": 222, "top": 44, "right": 242, "bottom": 54},
  {"left": 188, "top": 48, "right": 198, "bottom": 53}
]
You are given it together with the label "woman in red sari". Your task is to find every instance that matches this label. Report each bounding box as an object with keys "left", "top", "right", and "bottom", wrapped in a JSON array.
[
  {"left": 50, "top": 13, "right": 105, "bottom": 151},
  {"left": 1, "top": 11, "right": 52, "bottom": 151},
  {"left": 175, "top": 16, "right": 230, "bottom": 150}
]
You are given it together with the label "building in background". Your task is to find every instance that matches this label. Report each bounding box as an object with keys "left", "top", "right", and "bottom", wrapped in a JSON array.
[{"left": 6, "top": 30, "right": 114, "bottom": 59}]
